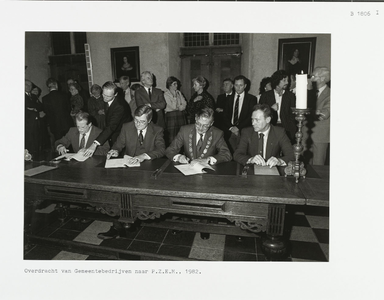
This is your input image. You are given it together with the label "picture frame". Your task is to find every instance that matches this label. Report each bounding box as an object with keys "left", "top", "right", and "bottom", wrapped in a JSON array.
[
  {"left": 111, "top": 46, "right": 140, "bottom": 82},
  {"left": 277, "top": 37, "right": 317, "bottom": 76}
]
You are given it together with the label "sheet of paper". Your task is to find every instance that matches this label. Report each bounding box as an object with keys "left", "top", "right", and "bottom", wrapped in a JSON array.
[
  {"left": 70, "top": 152, "right": 89, "bottom": 162},
  {"left": 24, "top": 165, "right": 57, "bottom": 177},
  {"left": 253, "top": 165, "right": 280, "bottom": 176},
  {"left": 123, "top": 155, "right": 140, "bottom": 167},
  {"left": 104, "top": 155, "right": 140, "bottom": 168},
  {"left": 105, "top": 158, "right": 126, "bottom": 168},
  {"left": 174, "top": 164, "right": 207, "bottom": 176},
  {"left": 174, "top": 162, "right": 214, "bottom": 176},
  {"left": 54, "top": 152, "right": 89, "bottom": 162}
]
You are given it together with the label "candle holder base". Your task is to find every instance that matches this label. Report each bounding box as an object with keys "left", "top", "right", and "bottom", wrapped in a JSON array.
[
  {"left": 284, "top": 161, "right": 307, "bottom": 183},
  {"left": 284, "top": 108, "right": 310, "bottom": 183}
]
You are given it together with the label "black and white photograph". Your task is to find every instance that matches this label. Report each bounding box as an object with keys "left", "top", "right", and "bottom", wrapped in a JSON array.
[{"left": 2, "top": 1, "right": 384, "bottom": 300}]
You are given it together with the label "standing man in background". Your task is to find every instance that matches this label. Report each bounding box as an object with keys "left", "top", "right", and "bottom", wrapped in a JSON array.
[
  {"left": 83, "top": 81, "right": 132, "bottom": 156},
  {"left": 223, "top": 75, "right": 257, "bottom": 153},
  {"left": 135, "top": 71, "right": 166, "bottom": 129}
]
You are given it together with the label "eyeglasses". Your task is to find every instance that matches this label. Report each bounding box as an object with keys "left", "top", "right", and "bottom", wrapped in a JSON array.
[
  {"left": 102, "top": 93, "right": 115, "bottom": 99},
  {"left": 195, "top": 121, "right": 211, "bottom": 129},
  {"left": 134, "top": 119, "right": 148, "bottom": 125}
]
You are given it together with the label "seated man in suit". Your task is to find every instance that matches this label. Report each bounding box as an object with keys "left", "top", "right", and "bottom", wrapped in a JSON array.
[
  {"left": 55, "top": 112, "right": 109, "bottom": 156},
  {"left": 135, "top": 71, "right": 166, "bottom": 128},
  {"left": 98, "top": 105, "right": 166, "bottom": 240},
  {"left": 166, "top": 106, "right": 232, "bottom": 166},
  {"left": 106, "top": 105, "right": 166, "bottom": 163},
  {"left": 234, "top": 104, "right": 294, "bottom": 167}
]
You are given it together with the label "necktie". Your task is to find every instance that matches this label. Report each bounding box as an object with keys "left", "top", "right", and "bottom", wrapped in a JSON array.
[
  {"left": 258, "top": 133, "right": 264, "bottom": 158},
  {"left": 139, "top": 130, "right": 144, "bottom": 145},
  {"left": 148, "top": 88, "right": 152, "bottom": 100},
  {"left": 233, "top": 94, "right": 240, "bottom": 126},
  {"left": 79, "top": 133, "right": 86, "bottom": 149},
  {"left": 197, "top": 134, "right": 203, "bottom": 152}
]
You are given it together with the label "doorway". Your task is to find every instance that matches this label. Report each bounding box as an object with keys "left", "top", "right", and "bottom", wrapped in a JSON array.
[{"left": 180, "top": 45, "right": 242, "bottom": 102}]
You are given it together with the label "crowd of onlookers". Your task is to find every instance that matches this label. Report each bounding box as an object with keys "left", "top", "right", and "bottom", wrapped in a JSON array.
[{"left": 25, "top": 66, "right": 330, "bottom": 165}]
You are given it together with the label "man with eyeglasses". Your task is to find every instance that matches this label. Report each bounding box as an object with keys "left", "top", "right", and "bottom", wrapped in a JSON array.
[
  {"left": 97, "top": 105, "right": 165, "bottom": 239},
  {"left": 83, "top": 81, "right": 132, "bottom": 156},
  {"left": 106, "top": 105, "right": 166, "bottom": 164},
  {"left": 303, "top": 67, "right": 330, "bottom": 165},
  {"left": 166, "top": 106, "right": 232, "bottom": 165}
]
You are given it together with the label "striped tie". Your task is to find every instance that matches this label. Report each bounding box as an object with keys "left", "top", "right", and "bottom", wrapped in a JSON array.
[{"left": 79, "top": 134, "right": 86, "bottom": 149}]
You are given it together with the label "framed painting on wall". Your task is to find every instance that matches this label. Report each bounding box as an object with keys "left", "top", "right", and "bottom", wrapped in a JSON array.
[
  {"left": 277, "top": 37, "right": 317, "bottom": 76},
  {"left": 111, "top": 46, "right": 140, "bottom": 82}
]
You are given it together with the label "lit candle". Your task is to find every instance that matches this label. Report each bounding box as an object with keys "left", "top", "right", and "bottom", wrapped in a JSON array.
[{"left": 296, "top": 72, "right": 307, "bottom": 109}]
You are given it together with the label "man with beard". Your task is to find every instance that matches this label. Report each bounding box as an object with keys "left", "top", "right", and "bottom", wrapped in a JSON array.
[{"left": 259, "top": 70, "right": 296, "bottom": 143}]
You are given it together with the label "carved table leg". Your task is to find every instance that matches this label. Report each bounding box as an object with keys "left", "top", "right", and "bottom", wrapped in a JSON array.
[
  {"left": 56, "top": 203, "right": 68, "bottom": 223},
  {"left": 262, "top": 204, "right": 288, "bottom": 260}
]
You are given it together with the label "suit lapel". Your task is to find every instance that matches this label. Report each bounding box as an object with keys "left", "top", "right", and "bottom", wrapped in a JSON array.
[
  {"left": 143, "top": 123, "right": 153, "bottom": 149},
  {"left": 251, "top": 131, "right": 260, "bottom": 157},
  {"left": 74, "top": 129, "right": 80, "bottom": 152},
  {"left": 265, "top": 127, "right": 275, "bottom": 160}
]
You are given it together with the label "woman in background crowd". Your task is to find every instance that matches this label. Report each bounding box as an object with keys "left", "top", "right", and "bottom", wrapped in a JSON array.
[
  {"left": 257, "top": 77, "right": 272, "bottom": 103},
  {"left": 87, "top": 84, "right": 105, "bottom": 129},
  {"left": 186, "top": 75, "right": 215, "bottom": 124},
  {"left": 69, "top": 82, "right": 84, "bottom": 125},
  {"left": 164, "top": 76, "right": 187, "bottom": 145}
]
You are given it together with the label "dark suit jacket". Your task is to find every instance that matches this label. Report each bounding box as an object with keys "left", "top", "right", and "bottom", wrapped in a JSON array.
[
  {"left": 25, "top": 93, "right": 42, "bottom": 156},
  {"left": 304, "top": 86, "right": 330, "bottom": 143},
  {"left": 234, "top": 125, "right": 294, "bottom": 165},
  {"left": 222, "top": 92, "right": 257, "bottom": 136},
  {"left": 54, "top": 126, "right": 109, "bottom": 155},
  {"left": 259, "top": 89, "right": 296, "bottom": 142},
  {"left": 96, "top": 95, "right": 132, "bottom": 146},
  {"left": 165, "top": 124, "right": 232, "bottom": 164},
  {"left": 42, "top": 90, "right": 73, "bottom": 140},
  {"left": 214, "top": 93, "right": 231, "bottom": 131},
  {"left": 135, "top": 87, "right": 166, "bottom": 128},
  {"left": 112, "top": 122, "right": 165, "bottom": 159}
]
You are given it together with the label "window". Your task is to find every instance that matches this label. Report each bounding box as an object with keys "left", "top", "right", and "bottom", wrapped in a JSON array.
[
  {"left": 51, "top": 32, "right": 87, "bottom": 55},
  {"left": 184, "top": 33, "right": 240, "bottom": 47},
  {"left": 213, "top": 33, "right": 240, "bottom": 46},
  {"left": 184, "top": 33, "right": 209, "bottom": 47}
]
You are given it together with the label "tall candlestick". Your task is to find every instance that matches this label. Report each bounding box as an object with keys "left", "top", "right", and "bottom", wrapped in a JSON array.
[{"left": 296, "top": 72, "right": 307, "bottom": 109}]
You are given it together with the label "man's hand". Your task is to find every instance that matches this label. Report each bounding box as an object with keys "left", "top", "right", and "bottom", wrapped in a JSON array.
[
  {"left": 271, "top": 103, "right": 279, "bottom": 111},
  {"left": 216, "top": 108, "right": 223, "bottom": 113},
  {"left": 107, "top": 149, "right": 118, "bottom": 160},
  {"left": 177, "top": 155, "right": 190, "bottom": 164},
  {"left": 39, "top": 111, "right": 46, "bottom": 118},
  {"left": 266, "top": 156, "right": 281, "bottom": 168},
  {"left": 191, "top": 158, "right": 209, "bottom": 166},
  {"left": 134, "top": 154, "right": 149, "bottom": 163},
  {"left": 57, "top": 145, "right": 67, "bottom": 155},
  {"left": 316, "top": 110, "right": 326, "bottom": 121},
  {"left": 83, "top": 143, "right": 97, "bottom": 157},
  {"left": 247, "top": 155, "right": 266, "bottom": 166},
  {"left": 230, "top": 126, "right": 239, "bottom": 136},
  {"left": 98, "top": 109, "right": 105, "bottom": 115}
]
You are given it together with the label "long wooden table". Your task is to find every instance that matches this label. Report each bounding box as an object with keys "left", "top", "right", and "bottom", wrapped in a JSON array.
[{"left": 24, "top": 156, "right": 329, "bottom": 260}]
